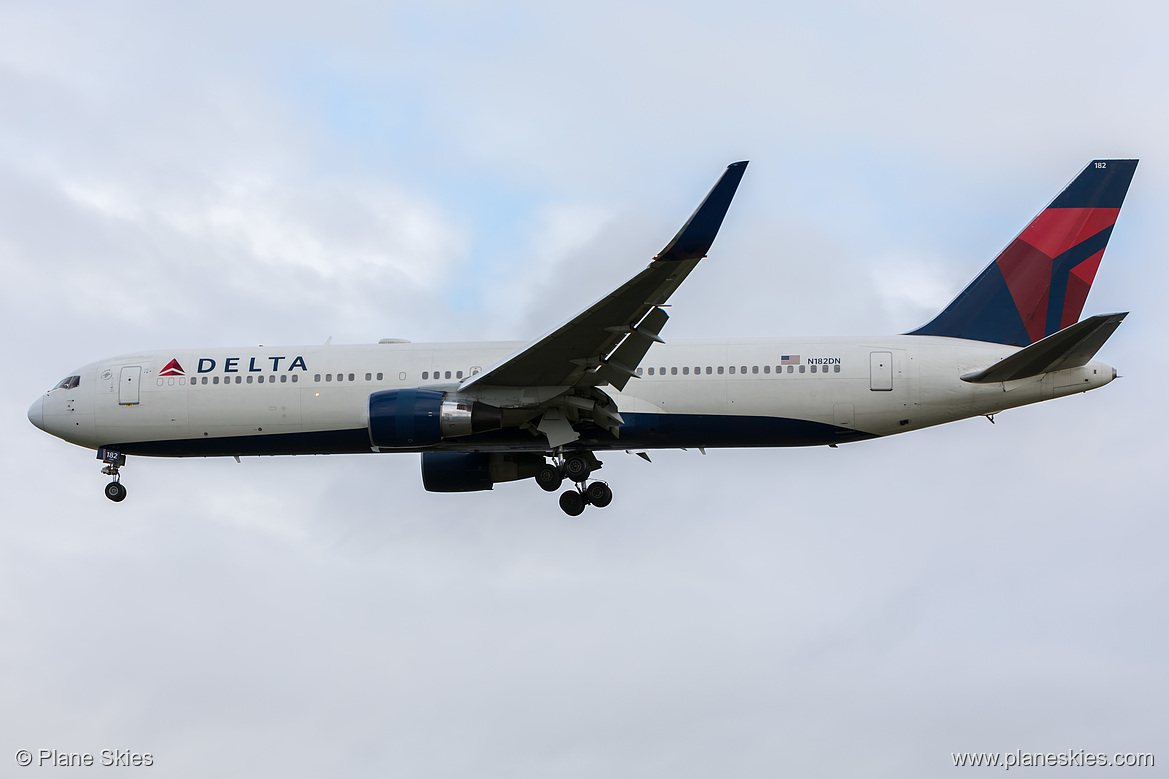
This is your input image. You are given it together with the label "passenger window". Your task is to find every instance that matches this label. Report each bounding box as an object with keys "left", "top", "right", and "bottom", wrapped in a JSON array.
[
  {"left": 752, "top": 366, "right": 759, "bottom": 374},
  {"left": 258, "top": 375, "right": 265, "bottom": 383},
  {"left": 291, "top": 375, "right": 298, "bottom": 383},
  {"left": 422, "top": 371, "right": 429, "bottom": 380},
  {"left": 326, "top": 374, "right": 332, "bottom": 382},
  {"left": 729, "top": 366, "right": 736, "bottom": 374},
  {"left": 799, "top": 365, "right": 805, "bottom": 373},
  {"left": 811, "top": 365, "right": 817, "bottom": 373},
  {"left": 314, "top": 374, "right": 321, "bottom": 382},
  {"left": 683, "top": 367, "right": 689, "bottom": 375},
  {"left": 787, "top": 365, "right": 794, "bottom": 373},
  {"left": 247, "top": 376, "right": 253, "bottom": 384},
  {"left": 694, "top": 366, "right": 700, "bottom": 375},
  {"left": 365, "top": 373, "right": 372, "bottom": 381},
  {"left": 281, "top": 375, "right": 287, "bottom": 383},
  {"left": 201, "top": 377, "right": 208, "bottom": 385},
  {"left": 764, "top": 365, "right": 770, "bottom": 374},
  {"left": 213, "top": 376, "right": 220, "bottom": 385},
  {"left": 741, "top": 365, "right": 747, "bottom": 374},
  {"left": 348, "top": 373, "right": 355, "bottom": 381},
  {"left": 706, "top": 366, "right": 712, "bottom": 375},
  {"left": 834, "top": 365, "right": 841, "bottom": 373},
  {"left": 457, "top": 370, "right": 463, "bottom": 379},
  {"left": 671, "top": 367, "right": 678, "bottom": 375},
  {"left": 717, "top": 366, "right": 724, "bottom": 375},
  {"left": 648, "top": 367, "right": 655, "bottom": 376},
  {"left": 636, "top": 367, "right": 643, "bottom": 376},
  {"left": 445, "top": 371, "right": 451, "bottom": 379}
]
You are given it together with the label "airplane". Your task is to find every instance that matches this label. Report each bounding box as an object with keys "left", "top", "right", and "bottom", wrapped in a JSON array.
[{"left": 28, "top": 158, "right": 1137, "bottom": 515}]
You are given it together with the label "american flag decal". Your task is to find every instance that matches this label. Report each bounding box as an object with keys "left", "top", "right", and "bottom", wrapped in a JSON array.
[{"left": 780, "top": 355, "right": 800, "bottom": 365}]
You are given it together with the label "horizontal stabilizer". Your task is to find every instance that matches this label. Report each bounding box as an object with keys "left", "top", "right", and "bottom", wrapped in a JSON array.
[{"left": 961, "top": 312, "right": 1127, "bottom": 383}]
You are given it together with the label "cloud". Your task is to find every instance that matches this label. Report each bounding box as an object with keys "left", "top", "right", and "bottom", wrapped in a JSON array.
[{"left": 2, "top": 2, "right": 1167, "bottom": 777}]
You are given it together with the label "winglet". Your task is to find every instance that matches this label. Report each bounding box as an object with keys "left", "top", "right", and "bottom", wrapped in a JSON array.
[{"left": 654, "top": 161, "right": 748, "bottom": 262}]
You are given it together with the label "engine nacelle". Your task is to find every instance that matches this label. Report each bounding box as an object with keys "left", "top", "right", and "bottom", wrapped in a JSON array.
[
  {"left": 421, "top": 452, "right": 544, "bottom": 492},
  {"left": 368, "top": 388, "right": 503, "bottom": 448}
]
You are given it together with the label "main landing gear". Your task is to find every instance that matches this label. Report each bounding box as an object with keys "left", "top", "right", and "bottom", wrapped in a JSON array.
[
  {"left": 537, "top": 452, "right": 613, "bottom": 516},
  {"left": 98, "top": 448, "right": 127, "bottom": 502}
]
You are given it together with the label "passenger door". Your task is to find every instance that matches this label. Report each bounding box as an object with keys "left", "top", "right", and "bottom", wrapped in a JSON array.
[
  {"left": 869, "top": 351, "right": 893, "bottom": 391},
  {"left": 119, "top": 366, "right": 142, "bottom": 405}
]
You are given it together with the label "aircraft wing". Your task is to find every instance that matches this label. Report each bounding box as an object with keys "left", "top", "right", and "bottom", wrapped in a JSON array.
[{"left": 459, "top": 161, "right": 748, "bottom": 393}]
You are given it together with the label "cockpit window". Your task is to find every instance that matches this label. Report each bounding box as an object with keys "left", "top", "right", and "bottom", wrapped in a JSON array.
[{"left": 53, "top": 376, "right": 80, "bottom": 391}]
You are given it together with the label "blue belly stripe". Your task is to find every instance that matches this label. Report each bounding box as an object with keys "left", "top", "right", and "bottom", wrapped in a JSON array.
[{"left": 106, "top": 413, "right": 874, "bottom": 457}]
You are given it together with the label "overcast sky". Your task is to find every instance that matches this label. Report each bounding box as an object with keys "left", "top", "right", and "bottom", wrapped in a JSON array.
[{"left": 2, "top": 2, "right": 1166, "bottom": 776}]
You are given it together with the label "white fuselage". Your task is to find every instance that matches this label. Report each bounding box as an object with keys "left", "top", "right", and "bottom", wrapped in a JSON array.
[{"left": 29, "top": 336, "right": 1116, "bottom": 457}]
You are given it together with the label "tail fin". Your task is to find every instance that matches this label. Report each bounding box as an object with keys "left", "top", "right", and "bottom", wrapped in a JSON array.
[{"left": 908, "top": 159, "right": 1137, "bottom": 346}]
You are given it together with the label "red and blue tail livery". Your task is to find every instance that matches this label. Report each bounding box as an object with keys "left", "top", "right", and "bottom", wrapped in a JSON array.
[{"left": 909, "top": 159, "right": 1137, "bottom": 347}]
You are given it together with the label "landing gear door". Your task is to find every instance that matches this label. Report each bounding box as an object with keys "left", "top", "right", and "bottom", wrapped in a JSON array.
[
  {"left": 119, "top": 366, "right": 142, "bottom": 405},
  {"left": 869, "top": 351, "right": 893, "bottom": 391}
]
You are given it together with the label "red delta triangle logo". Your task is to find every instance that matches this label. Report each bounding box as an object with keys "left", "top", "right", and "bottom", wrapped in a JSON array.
[{"left": 159, "top": 359, "right": 185, "bottom": 377}]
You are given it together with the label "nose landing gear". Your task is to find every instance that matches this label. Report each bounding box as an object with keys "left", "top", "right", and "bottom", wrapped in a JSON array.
[
  {"left": 104, "top": 480, "right": 127, "bottom": 502},
  {"left": 98, "top": 448, "right": 127, "bottom": 502}
]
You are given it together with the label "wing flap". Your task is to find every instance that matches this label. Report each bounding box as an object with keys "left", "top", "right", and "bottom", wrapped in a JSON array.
[{"left": 596, "top": 306, "right": 670, "bottom": 390}]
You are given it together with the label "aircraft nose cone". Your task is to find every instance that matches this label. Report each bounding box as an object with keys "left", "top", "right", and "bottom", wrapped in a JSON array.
[{"left": 28, "top": 396, "right": 45, "bottom": 431}]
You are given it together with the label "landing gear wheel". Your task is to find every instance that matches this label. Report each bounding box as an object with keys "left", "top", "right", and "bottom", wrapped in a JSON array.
[
  {"left": 105, "top": 481, "right": 127, "bottom": 502},
  {"left": 563, "top": 454, "right": 591, "bottom": 483},
  {"left": 584, "top": 481, "right": 612, "bottom": 508},
  {"left": 559, "top": 490, "right": 585, "bottom": 516},
  {"left": 536, "top": 464, "right": 563, "bottom": 492}
]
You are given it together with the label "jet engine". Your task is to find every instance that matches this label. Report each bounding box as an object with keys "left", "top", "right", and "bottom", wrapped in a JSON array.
[
  {"left": 421, "top": 452, "right": 544, "bottom": 492},
  {"left": 368, "top": 389, "right": 503, "bottom": 448}
]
